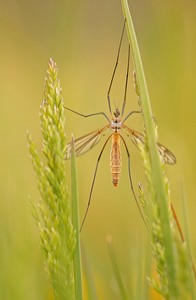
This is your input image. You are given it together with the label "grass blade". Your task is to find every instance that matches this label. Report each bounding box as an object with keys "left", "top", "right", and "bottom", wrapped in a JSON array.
[
  {"left": 106, "top": 236, "right": 129, "bottom": 300},
  {"left": 120, "top": 1, "right": 177, "bottom": 295},
  {"left": 71, "top": 136, "right": 83, "bottom": 300},
  {"left": 81, "top": 244, "right": 98, "bottom": 300},
  {"left": 121, "top": 1, "right": 196, "bottom": 298},
  {"left": 180, "top": 183, "right": 196, "bottom": 299}
]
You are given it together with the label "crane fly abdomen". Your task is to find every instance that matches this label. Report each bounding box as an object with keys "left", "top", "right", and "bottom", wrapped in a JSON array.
[{"left": 110, "top": 133, "right": 122, "bottom": 187}]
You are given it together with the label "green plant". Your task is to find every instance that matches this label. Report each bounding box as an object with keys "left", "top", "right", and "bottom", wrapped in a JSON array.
[
  {"left": 27, "top": 59, "right": 82, "bottom": 300},
  {"left": 27, "top": 3, "right": 196, "bottom": 299},
  {"left": 121, "top": 0, "right": 196, "bottom": 298}
]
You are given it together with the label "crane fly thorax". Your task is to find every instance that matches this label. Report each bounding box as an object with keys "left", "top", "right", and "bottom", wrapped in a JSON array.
[
  {"left": 111, "top": 109, "right": 122, "bottom": 132},
  {"left": 111, "top": 119, "right": 122, "bottom": 132}
]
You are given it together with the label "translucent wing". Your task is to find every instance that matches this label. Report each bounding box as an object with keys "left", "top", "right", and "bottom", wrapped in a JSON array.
[
  {"left": 123, "top": 125, "right": 176, "bottom": 165},
  {"left": 65, "top": 125, "right": 110, "bottom": 160},
  {"left": 156, "top": 142, "right": 176, "bottom": 165}
]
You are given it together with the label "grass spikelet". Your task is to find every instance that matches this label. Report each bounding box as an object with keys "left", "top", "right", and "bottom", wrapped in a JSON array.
[{"left": 27, "top": 58, "right": 76, "bottom": 300}]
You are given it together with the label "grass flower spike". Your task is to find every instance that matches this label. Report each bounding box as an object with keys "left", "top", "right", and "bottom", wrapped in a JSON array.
[{"left": 27, "top": 59, "right": 76, "bottom": 300}]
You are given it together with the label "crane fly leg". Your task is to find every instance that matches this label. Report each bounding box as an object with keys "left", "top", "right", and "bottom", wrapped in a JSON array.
[
  {"left": 107, "top": 19, "right": 126, "bottom": 115},
  {"left": 119, "top": 134, "right": 147, "bottom": 228},
  {"left": 121, "top": 45, "right": 130, "bottom": 116},
  {"left": 64, "top": 106, "right": 110, "bottom": 122},
  {"left": 80, "top": 134, "right": 113, "bottom": 231}
]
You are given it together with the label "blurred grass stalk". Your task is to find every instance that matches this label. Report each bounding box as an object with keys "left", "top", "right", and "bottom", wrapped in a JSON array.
[
  {"left": 27, "top": 59, "right": 82, "bottom": 300},
  {"left": 121, "top": 0, "right": 196, "bottom": 299},
  {"left": 71, "top": 136, "right": 83, "bottom": 300},
  {"left": 107, "top": 236, "right": 129, "bottom": 300},
  {"left": 106, "top": 235, "right": 149, "bottom": 300}
]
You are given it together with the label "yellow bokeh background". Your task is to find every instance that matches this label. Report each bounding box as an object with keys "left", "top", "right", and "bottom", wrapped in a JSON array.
[{"left": 0, "top": 0, "right": 196, "bottom": 299}]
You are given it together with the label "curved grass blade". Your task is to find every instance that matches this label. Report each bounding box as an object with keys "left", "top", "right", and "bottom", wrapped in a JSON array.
[{"left": 120, "top": 2, "right": 177, "bottom": 296}]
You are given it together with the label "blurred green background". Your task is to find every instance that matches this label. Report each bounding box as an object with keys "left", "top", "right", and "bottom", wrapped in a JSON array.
[{"left": 1, "top": 0, "right": 196, "bottom": 299}]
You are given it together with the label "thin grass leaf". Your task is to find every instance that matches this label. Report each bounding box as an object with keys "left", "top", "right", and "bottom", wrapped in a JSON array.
[
  {"left": 120, "top": 2, "right": 177, "bottom": 295},
  {"left": 81, "top": 244, "right": 98, "bottom": 300},
  {"left": 121, "top": 1, "right": 195, "bottom": 298},
  {"left": 71, "top": 136, "right": 83, "bottom": 300},
  {"left": 136, "top": 238, "right": 151, "bottom": 300},
  {"left": 106, "top": 236, "right": 129, "bottom": 300},
  {"left": 180, "top": 183, "right": 196, "bottom": 298}
]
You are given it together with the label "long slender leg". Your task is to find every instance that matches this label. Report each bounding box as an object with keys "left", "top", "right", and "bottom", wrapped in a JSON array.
[
  {"left": 122, "top": 110, "right": 141, "bottom": 124},
  {"left": 119, "top": 134, "right": 147, "bottom": 228},
  {"left": 170, "top": 203, "right": 184, "bottom": 242},
  {"left": 121, "top": 45, "right": 130, "bottom": 116},
  {"left": 64, "top": 106, "right": 110, "bottom": 123},
  {"left": 80, "top": 134, "right": 113, "bottom": 231},
  {"left": 107, "top": 19, "right": 126, "bottom": 115}
]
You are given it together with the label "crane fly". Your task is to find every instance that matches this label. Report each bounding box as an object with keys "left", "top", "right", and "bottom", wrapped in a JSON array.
[{"left": 65, "top": 20, "right": 176, "bottom": 230}]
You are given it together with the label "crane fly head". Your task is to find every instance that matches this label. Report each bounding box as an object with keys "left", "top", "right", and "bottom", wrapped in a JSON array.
[
  {"left": 113, "top": 100, "right": 121, "bottom": 121},
  {"left": 111, "top": 108, "right": 122, "bottom": 131},
  {"left": 113, "top": 108, "right": 120, "bottom": 119}
]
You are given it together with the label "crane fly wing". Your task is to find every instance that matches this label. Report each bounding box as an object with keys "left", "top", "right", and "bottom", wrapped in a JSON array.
[
  {"left": 156, "top": 142, "right": 176, "bottom": 165},
  {"left": 65, "top": 125, "right": 110, "bottom": 160},
  {"left": 65, "top": 130, "right": 102, "bottom": 160},
  {"left": 123, "top": 126, "right": 176, "bottom": 165}
]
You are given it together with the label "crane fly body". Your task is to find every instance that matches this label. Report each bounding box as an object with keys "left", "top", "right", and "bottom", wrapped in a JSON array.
[
  {"left": 65, "top": 107, "right": 176, "bottom": 185},
  {"left": 64, "top": 105, "right": 176, "bottom": 230},
  {"left": 110, "top": 132, "right": 122, "bottom": 187},
  {"left": 64, "top": 19, "right": 176, "bottom": 229}
]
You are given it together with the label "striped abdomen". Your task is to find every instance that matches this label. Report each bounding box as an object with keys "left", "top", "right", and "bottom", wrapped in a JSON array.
[{"left": 110, "top": 133, "right": 122, "bottom": 187}]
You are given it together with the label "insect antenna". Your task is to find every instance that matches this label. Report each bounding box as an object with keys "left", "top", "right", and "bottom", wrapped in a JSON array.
[
  {"left": 113, "top": 99, "right": 120, "bottom": 111},
  {"left": 80, "top": 134, "right": 113, "bottom": 231},
  {"left": 107, "top": 19, "right": 126, "bottom": 116}
]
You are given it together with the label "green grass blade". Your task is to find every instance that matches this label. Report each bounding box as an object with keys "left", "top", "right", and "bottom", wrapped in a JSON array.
[
  {"left": 180, "top": 184, "right": 196, "bottom": 299},
  {"left": 81, "top": 244, "right": 98, "bottom": 300},
  {"left": 121, "top": 1, "right": 177, "bottom": 295},
  {"left": 71, "top": 136, "right": 83, "bottom": 300},
  {"left": 121, "top": 1, "right": 196, "bottom": 299},
  {"left": 106, "top": 236, "right": 129, "bottom": 300}
]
